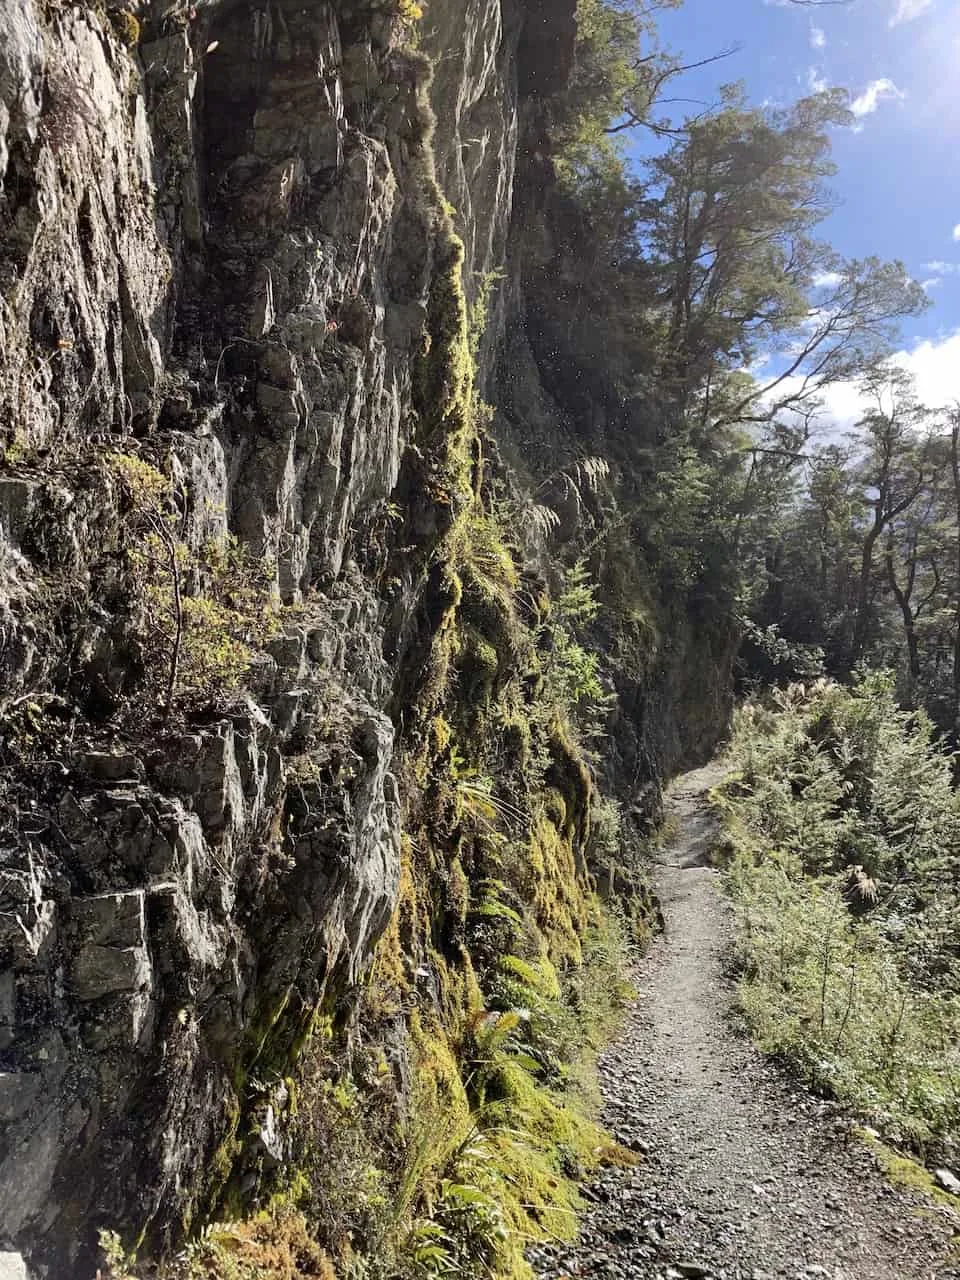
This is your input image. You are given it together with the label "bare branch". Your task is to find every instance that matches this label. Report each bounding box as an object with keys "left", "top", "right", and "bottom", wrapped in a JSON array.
[{"left": 605, "top": 45, "right": 742, "bottom": 138}]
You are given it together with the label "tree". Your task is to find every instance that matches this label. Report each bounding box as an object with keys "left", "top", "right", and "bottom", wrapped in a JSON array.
[
  {"left": 640, "top": 91, "right": 927, "bottom": 428},
  {"left": 728, "top": 258, "right": 928, "bottom": 431},
  {"left": 644, "top": 88, "right": 843, "bottom": 413},
  {"left": 557, "top": 0, "right": 686, "bottom": 182},
  {"left": 883, "top": 476, "right": 945, "bottom": 701},
  {"left": 741, "top": 441, "right": 862, "bottom": 677},
  {"left": 807, "top": 445, "right": 861, "bottom": 607},
  {"left": 848, "top": 368, "right": 932, "bottom": 669}
]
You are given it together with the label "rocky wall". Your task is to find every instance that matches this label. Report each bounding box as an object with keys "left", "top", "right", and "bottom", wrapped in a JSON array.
[
  {"left": 0, "top": 0, "right": 735, "bottom": 1271},
  {"left": 0, "top": 0, "right": 520, "bottom": 1271}
]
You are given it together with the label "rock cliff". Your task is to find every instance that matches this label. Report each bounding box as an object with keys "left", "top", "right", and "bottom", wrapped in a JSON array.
[{"left": 0, "top": 1, "right": 732, "bottom": 1274}]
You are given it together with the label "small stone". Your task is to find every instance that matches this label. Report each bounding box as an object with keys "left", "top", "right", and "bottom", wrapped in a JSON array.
[
  {"left": 0, "top": 1253, "right": 29, "bottom": 1280},
  {"left": 80, "top": 751, "right": 144, "bottom": 782},
  {"left": 935, "top": 1168, "right": 960, "bottom": 1195}
]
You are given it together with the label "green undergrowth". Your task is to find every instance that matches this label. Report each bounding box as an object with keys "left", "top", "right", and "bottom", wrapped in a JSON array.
[
  {"left": 98, "top": 906, "right": 640, "bottom": 1280},
  {"left": 99, "top": 1213, "right": 337, "bottom": 1280},
  {"left": 715, "top": 675, "right": 960, "bottom": 1161},
  {"left": 319, "top": 125, "right": 645, "bottom": 1278},
  {"left": 355, "top": 907, "right": 638, "bottom": 1280},
  {"left": 108, "top": 451, "right": 283, "bottom": 710}
]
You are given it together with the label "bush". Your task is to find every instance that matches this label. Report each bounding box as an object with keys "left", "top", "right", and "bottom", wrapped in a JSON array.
[
  {"left": 717, "top": 675, "right": 960, "bottom": 1155},
  {"left": 108, "top": 453, "right": 282, "bottom": 712},
  {"left": 99, "top": 1213, "right": 336, "bottom": 1279}
]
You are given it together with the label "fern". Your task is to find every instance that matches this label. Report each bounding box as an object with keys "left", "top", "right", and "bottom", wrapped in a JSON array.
[
  {"left": 518, "top": 501, "right": 562, "bottom": 542},
  {"left": 567, "top": 455, "right": 610, "bottom": 493},
  {"left": 718, "top": 675, "right": 960, "bottom": 1151}
]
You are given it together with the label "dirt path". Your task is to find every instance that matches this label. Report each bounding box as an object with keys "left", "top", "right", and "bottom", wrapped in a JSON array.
[{"left": 530, "top": 764, "right": 960, "bottom": 1280}]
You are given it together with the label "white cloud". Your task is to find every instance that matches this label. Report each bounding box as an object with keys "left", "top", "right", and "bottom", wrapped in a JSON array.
[
  {"left": 810, "top": 26, "right": 826, "bottom": 49},
  {"left": 850, "top": 78, "right": 906, "bottom": 118},
  {"left": 807, "top": 381, "right": 869, "bottom": 437},
  {"left": 923, "top": 260, "right": 960, "bottom": 274},
  {"left": 807, "top": 66, "right": 829, "bottom": 94},
  {"left": 889, "top": 0, "right": 934, "bottom": 27},
  {"left": 770, "top": 331, "right": 960, "bottom": 438},
  {"left": 896, "top": 330, "right": 960, "bottom": 408},
  {"left": 813, "top": 271, "right": 844, "bottom": 289},
  {"left": 921, "top": 277, "right": 943, "bottom": 292},
  {"left": 952, "top": 224, "right": 960, "bottom": 243}
]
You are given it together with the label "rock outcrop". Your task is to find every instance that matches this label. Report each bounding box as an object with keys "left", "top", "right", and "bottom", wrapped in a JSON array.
[
  {"left": 0, "top": 0, "right": 470, "bottom": 1267},
  {"left": 0, "top": 1, "right": 732, "bottom": 1273}
]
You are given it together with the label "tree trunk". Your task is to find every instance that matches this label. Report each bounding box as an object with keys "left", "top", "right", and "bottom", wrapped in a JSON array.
[
  {"left": 884, "top": 536, "right": 920, "bottom": 702},
  {"left": 851, "top": 522, "right": 880, "bottom": 670}
]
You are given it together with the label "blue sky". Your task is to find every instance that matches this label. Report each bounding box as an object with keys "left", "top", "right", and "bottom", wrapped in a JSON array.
[{"left": 631, "top": 0, "right": 960, "bottom": 420}]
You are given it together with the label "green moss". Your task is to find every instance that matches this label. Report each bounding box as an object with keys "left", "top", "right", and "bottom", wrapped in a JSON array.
[
  {"left": 428, "top": 714, "right": 453, "bottom": 757},
  {"left": 111, "top": 9, "right": 141, "bottom": 46},
  {"left": 202, "top": 1095, "right": 243, "bottom": 1220},
  {"left": 859, "top": 1131, "right": 960, "bottom": 1212},
  {"left": 547, "top": 718, "right": 593, "bottom": 844},
  {"left": 446, "top": 857, "right": 470, "bottom": 930},
  {"left": 542, "top": 787, "right": 567, "bottom": 829},
  {"left": 266, "top": 1167, "right": 311, "bottom": 1215},
  {"left": 460, "top": 625, "right": 500, "bottom": 705},
  {"left": 414, "top": 567, "right": 464, "bottom": 736},
  {"left": 239, "top": 986, "right": 296, "bottom": 1088},
  {"left": 400, "top": 1012, "right": 474, "bottom": 1213},
  {"left": 528, "top": 814, "right": 587, "bottom": 966},
  {"left": 415, "top": 231, "right": 473, "bottom": 453},
  {"left": 497, "top": 711, "right": 533, "bottom": 770},
  {"left": 408, "top": 221, "right": 479, "bottom": 549}
]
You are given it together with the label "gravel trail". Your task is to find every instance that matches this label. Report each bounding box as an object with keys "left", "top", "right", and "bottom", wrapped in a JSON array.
[{"left": 530, "top": 764, "right": 960, "bottom": 1280}]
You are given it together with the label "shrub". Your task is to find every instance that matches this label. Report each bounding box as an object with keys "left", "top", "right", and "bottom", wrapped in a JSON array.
[
  {"left": 717, "top": 676, "right": 960, "bottom": 1155},
  {"left": 108, "top": 453, "right": 282, "bottom": 712},
  {"left": 99, "top": 1214, "right": 336, "bottom": 1279}
]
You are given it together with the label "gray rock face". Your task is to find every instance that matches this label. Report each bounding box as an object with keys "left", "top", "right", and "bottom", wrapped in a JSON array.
[
  {"left": 0, "top": 0, "right": 731, "bottom": 1271},
  {"left": 425, "top": 0, "right": 521, "bottom": 386},
  {"left": 0, "top": 0, "right": 517, "bottom": 1269}
]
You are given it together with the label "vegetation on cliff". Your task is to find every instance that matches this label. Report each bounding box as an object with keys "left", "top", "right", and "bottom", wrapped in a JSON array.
[{"left": 90, "top": 14, "right": 646, "bottom": 1279}]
